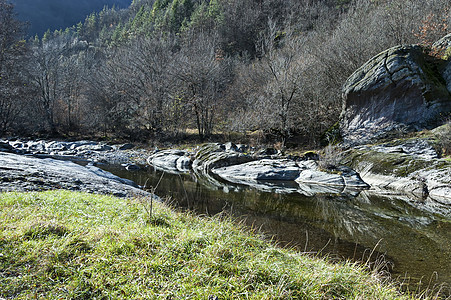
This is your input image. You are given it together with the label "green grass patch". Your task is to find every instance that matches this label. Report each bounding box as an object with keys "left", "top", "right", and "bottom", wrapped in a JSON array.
[{"left": 0, "top": 190, "right": 412, "bottom": 299}]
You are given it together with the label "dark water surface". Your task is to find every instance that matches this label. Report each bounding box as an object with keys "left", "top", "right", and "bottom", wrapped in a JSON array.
[{"left": 102, "top": 164, "right": 451, "bottom": 295}]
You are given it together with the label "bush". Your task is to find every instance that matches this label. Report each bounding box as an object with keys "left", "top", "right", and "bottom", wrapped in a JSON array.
[{"left": 435, "top": 120, "right": 451, "bottom": 156}]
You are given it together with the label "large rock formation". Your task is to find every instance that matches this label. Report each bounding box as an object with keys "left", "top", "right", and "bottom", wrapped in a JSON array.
[
  {"left": 1, "top": 139, "right": 149, "bottom": 165},
  {"left": 212, "top": 159, "right": 301, "bottom": 181},
  {"left": 340, "top": 45, "right": 451, "bottom": 145},
  {"left": 342, "top": 137, "right": 451, "bottom": 205},
  {"left": 0, "top": 152, "right": 150, "bottom": 197},
  {"left": 192, "top": 143, "right": 256, "bottom": 174}
]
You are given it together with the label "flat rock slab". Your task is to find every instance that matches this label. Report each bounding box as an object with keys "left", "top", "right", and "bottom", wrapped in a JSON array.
[
  {"left": 212, "top": 159, "right": 300, "bottom": 181},
  {"left": 369, "top": 139, "right": 439, "bottom": 160},
  {"left": 0, "top": 152, "right": 149, "bottom": 197}
]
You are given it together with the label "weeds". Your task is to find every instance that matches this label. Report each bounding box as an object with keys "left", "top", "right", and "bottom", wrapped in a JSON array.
[
  {"left": 435, "top": 120, "right": 451, "bottom": 157},
  {"left": 318, "top": 144, "right": 343, "bottom": 170}
]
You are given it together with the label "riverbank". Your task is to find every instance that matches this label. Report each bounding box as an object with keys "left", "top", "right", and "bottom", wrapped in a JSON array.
[{"left": 0, "top": 190, "right": 415, "bottom": 299}]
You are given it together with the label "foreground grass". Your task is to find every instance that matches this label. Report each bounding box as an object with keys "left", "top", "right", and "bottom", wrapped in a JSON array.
[{"left": 0, "top": 191, "right": 410, "bottom": 299}]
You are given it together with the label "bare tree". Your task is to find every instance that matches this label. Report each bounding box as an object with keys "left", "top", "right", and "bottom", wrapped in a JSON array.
[
  {"left": 171, "top": 31, "right": 234, "bottom": 140},
  {"left": 0, "top": 0, "right": 28, "bottom": 135},
  {"left": 237, "top": 22, "right": 308, "bottom": 147},
  {"left": 93, "top": 34, "right": 180, "bottom": 138},
  {"left": 30, "top": 40, "right": 64, "bottom": 133}
]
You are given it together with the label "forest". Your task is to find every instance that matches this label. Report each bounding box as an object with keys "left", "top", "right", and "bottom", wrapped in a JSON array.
[
  {"left": 11, "top": 0, "right": 132, "bottom": 36},
  {"left": 1, "top": 0, "right": 450, "bottom": 148}
]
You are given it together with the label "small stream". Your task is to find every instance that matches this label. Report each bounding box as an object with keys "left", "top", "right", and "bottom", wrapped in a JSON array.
[{"left": 101, "top": 164, "right": 451, "bottom": 295}]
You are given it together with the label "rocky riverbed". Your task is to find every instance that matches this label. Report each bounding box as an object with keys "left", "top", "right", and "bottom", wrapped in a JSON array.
[
  {"left": 0, "top": 139, "right": 152, "bottom": 197},
  {"left": 146, "top": 139, "right": 451, "bottom": 215},
  {"left": 1, "top": 136, "right": 450, "bottom": 212}
]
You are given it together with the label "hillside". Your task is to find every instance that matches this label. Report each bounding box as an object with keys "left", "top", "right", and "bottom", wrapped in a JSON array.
[
  {"left": 11, "top": 0, "right": 131, "bottom": 36},
  {"left": 1, "top": 0, "right": 450, "bottom": 148}
]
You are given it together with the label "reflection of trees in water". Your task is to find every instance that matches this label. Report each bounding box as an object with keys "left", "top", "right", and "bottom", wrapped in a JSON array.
[
  {"left": 101, "top": 164, "right": 451, "bottom": 290},
  {"left": 312, "top": 194, "right": 380, "bottom": 243}
]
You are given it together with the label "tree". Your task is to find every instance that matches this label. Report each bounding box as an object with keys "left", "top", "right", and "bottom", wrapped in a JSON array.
[
  {"left": 172, "top": 31, "right": 234, "bottom": 140},
  {"left": 233, "top": 22, "right": 307, "bottom": 147},
  {"left": 0, "top": 0, "right": 28, "bottom": 135},
  {"left": 90, "top": 34, "right": 183, "bottom": 138}
]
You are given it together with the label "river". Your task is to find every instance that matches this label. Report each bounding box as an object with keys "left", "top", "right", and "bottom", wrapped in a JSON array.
[{"left": 101, "top": 164, "right": 451, "bottom": 295}]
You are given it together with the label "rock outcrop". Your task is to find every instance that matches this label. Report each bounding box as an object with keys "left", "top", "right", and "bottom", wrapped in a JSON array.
[
  {"left": 1, "top": 139, "right": 150, "bottom": 165},
  {"left": 192, "top": 143, "right": 256, "bottom": 174},
  {"left": 343, "top": 138, "right": 451, "bottom": 205},
  {"left": 341, "top": 45, "right": 451, "bottom": 145},
  {"left": 192, "top": 143, "right": 369, "bottom": 194},
  {"left": 0, "top": 152, "right": 150, "bottom": 197},
  {"left": 147, "top": 149, "right": 192, "bottom": 173},
  {"left": 212, "top": 159, "right": 301, "bottom": 181},
  {"left": 296, "top": 161, "right": 370, "bottom": 188},
  {"left": 146, "top": 143, "right": 369, "bottom": 195}
]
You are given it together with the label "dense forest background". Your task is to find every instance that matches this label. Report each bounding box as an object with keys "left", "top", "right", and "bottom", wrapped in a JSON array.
[
  {"left": 1, "top": 0, "right": 450, "bottom": 147},
  {"left": 11, "top": 0, "right": 132, "bottom": 36}
]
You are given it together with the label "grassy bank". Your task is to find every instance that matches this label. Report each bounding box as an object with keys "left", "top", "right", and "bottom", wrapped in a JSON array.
[{"left": 0, "top": 190, "right": 411, "bottom": 299}]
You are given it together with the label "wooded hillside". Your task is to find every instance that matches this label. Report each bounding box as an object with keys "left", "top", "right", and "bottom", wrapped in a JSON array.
[{"left": 1, "top": 0, "right": 450, "bottom": 147}]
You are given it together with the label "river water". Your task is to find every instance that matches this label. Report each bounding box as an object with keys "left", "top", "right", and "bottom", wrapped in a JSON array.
[{"left": 102, "top": 164, "right": 451, "bottom": 295}]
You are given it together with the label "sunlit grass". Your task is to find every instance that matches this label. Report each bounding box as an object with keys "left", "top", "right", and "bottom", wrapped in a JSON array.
[{"left": 0, "top": 190, "right": 414, "bottom": 299}]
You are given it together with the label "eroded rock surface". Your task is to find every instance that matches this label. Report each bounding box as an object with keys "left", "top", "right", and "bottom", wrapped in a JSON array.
[
  {"left": 1, "top": 139, "right": 150, "bottom": 165},
  {"left": 341, "top": 45, "right": 451, "bottom": 145},
  {"left": 364, "top": 138, "right": 439, "bottom": 160},
  {"left": 192, "top": 144, "right": 369, "bottom": 194},
  {"left": 297, "top": 161, "right": 370, "bottom": 188},
  {"left": 147, "top": 149, "right": 192, "bottom": 173},
  {"left": 344, "top": 146, "right": 451, "bottom": 205},
  {"left": 192, "top": 143, "right": 256, "bottom": 174},
  {"left": 0, "top": 152, "right": 150, "bottom": 197},
  {"left": 212, "top": 159, "right": 300, "bottom": 181}
]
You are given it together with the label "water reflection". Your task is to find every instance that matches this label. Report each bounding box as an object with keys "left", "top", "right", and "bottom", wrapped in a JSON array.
[{"left": 101, "top": 164, "right": 451, "bottom": 295}]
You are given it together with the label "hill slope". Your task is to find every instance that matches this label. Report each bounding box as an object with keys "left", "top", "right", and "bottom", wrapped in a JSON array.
[{"left": 11, "top": 0, "right": 132, "bottom": 36}]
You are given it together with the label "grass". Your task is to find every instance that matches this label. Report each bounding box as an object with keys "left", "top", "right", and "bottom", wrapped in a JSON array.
[{"left": 0, "top": 190, "right": 414, "bottom": 299}]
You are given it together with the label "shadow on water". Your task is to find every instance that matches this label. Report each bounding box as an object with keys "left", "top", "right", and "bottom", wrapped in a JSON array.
[{"left": 101, "top": 164, "right": 451, "bottom": 296}]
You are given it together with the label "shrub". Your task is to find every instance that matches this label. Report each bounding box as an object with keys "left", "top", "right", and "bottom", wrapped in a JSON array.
[{"left": 435, "top": 120, "right": 451, "bottom": 156}]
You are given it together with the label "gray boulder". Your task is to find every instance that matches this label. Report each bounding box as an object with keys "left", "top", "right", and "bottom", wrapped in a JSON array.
[
  {"left": 68, "top": 141, "right": 98, "bottom": 150},
  {"left": 192, "top": 143, "right": 255, "bottom": 174},
  {"left": 45, "top": 141, "right": 68, "bottom": 152},
  {"left": 212, "top": 159, "right": 300, "bottom": 182},
  {"left": 296, "top": 161, "right": 369, "bottom": 188},
  {"left": 224, "top": 142, "right": 238, "bottom": 151},
  {"left": 341, "top": 45, "right": 451, "bottom": 145},
  {"left": 118, "top": 143, "right": 135, "bottom": 150},
  {"left": 147, "top": 149, "right": 191, "bottom": 173},
  {"left": 76, "top": 144, "right": 113, "bottom": 152}
]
